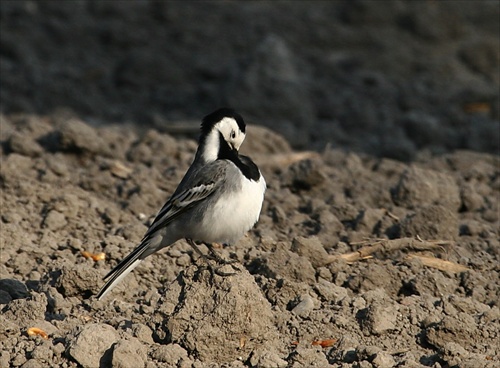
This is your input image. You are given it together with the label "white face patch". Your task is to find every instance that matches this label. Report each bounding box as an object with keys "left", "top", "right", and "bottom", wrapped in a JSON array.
[
  {"left": 200, "top": 116, "right": 246, "bottom": 163},
  {"left": 215, "top": 117, "right": 246, "bottom": 151}
]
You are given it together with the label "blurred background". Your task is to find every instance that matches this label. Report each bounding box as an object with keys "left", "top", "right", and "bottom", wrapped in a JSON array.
[{"left": 1, "top": 0, "right": 499, "bottom": 161}]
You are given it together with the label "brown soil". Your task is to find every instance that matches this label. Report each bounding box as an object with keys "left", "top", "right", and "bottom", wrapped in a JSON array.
[
  {"left": 1, "top": 1, "right": 499, "bottom": 367},
  {"left": 1, "top": 116, "right": 498, "bottom": 368}
]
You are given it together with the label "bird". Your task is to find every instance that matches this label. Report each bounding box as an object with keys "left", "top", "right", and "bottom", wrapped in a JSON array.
[{"left": 96, "top": 108, "right": 266, "bottom": 300}]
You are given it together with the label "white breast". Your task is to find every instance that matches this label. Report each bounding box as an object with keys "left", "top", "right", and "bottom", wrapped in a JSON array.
[{"left": 201, "top": 172, "right": 266, "bottom": 245}]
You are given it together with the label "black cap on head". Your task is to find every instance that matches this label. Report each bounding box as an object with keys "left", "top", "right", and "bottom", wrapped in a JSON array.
[{"left": 201, "top": 108, "right": 246, "bottom": 137}]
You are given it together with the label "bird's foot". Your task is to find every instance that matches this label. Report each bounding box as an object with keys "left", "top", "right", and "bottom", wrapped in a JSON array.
[
  {"left": 213, "top": 263, "right": 240, "bottom": 276},
  {"left": 206, "top": 243, "right": 238, "bottom": 266},
  {"left": 186, "top": 239, "right": 240, "bottom": 277},
  {"left": 206, "top": 243, "right": 240, "bottom": 276}
]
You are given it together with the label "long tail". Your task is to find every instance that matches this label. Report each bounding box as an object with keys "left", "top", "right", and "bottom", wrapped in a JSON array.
[{"left": 96, "top": 239, "right": 152, "bottom": 300}]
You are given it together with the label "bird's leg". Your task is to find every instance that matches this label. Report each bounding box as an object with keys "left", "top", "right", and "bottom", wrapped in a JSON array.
[
  {"left": 185, "top": 239, "right": 240, "bottom": 277},
  {"left": 206, "top": 243, "right": 238, "bottom": 265},
  {"left": 186, "top": 238, "right": 216, "bottom": 278},
  {"left": 186, "top": 238, "right": 210, "bottom": 260},
  {"left": 205, "top": 242, "right": 241, "bottom": 276}
]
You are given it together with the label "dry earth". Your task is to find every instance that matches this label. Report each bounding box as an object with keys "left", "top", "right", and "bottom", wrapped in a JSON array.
[
  {"left": 0, "top": 115, "right": 499, "bottom": 368},
  {"left": 0, "top": 1, "right": 499, "bottom": 367}
]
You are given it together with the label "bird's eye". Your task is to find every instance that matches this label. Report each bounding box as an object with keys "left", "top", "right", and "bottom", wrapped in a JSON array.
[{"left": 231, "top": 131, "right": 236, "bottom": 139}]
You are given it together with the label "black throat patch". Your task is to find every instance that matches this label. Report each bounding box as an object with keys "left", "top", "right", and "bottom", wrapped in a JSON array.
[{"left": 217, "top": 132, "right": 260, "bottom": 181}]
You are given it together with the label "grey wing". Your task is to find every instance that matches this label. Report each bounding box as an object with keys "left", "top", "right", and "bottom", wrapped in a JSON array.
[{"left": 143, "top": 160, "right": 228, "bottom": 238}]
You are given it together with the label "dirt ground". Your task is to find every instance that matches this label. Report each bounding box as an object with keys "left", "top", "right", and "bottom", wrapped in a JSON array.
[
  {"left": 0, "top": 115, "right": 499, "bottom": 368},
  {"left": 1, "top": 1, "right": 499, "bottom": 368}
]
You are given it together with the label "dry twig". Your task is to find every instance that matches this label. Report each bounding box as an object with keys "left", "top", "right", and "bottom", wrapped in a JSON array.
[
  {"left": 326, "top": 237, "right": 452, "bottom": 264},
  {"left": 326, "top": 237, "right": 469, "bottom": 273},
  {"left": 405, "top": 254, "right": 469, "bottom": 273}
]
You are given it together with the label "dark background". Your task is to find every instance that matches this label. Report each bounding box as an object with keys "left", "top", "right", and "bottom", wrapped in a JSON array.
[{"left": 1, "top": 0, "right": 499, "bottom": 160}]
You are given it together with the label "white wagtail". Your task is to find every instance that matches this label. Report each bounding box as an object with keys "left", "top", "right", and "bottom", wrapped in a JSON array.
[{"left": 97, "top": 108, "right": 266, "bottom": 300}]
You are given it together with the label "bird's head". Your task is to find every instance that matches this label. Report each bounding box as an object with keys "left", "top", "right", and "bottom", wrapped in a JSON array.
[{"left": 198, "top": 108, "right": 247, "bottom": 162}]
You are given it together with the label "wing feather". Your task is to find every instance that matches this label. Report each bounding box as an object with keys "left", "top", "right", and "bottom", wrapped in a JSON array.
[{"left": 143, "top": 162, "right": 227, "bottom": 238}]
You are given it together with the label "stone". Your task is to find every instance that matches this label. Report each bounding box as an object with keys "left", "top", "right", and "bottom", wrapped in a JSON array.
[
  {"left": 67, "top": 324, "right": 119, "bottom": 368},
  {"left": 111, "top": 338, "right": 147, "bottom": 368}
]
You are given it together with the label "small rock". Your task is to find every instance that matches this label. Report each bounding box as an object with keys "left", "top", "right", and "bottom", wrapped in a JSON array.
[
  {"left": 67, "top": 324, "right": 119, "bottom": 368},
  {"left": 285, "top": 159, "right": 326, "bottom": 191},
  {"left": 425, "top": 312, "right": 478, "bottom": 349},
  {"left": 250, "top": 348, "right": 288, "bottom": 368},
  {"left": 356, "top": 345, "right": 382, "bottom": 360},
  {"left": 346, "top": 264, "right": 398, "bottom": 294},
  {"left": 439, "top": 341, "right": 470, "bottom": 367},
  {"left": 51, "top": 343, "right": 65, "bottom": 356},
  {"left": 2, "top": 292, "right": 47, "bottom": 327},
  {"left": 0, "top": 279, "right": 30, "bottom": 299},
  {"left": 252, "top": 244, "right": 316, "bottom": 284},
  {"left": 0, "top": 351, "right": 10, "bottom": 368},
  {"left": 42, "top": 210, "right": 67, "bottom": 231},
  {"left": 314, "top": 279, "right": 349, "bottom": 304},
  {"left": 1, "top": 211, "right": 23, "bottom": 224},
  {"left": 0, "top": 314, "right": 19, "bottom": 337},
  {"left": 58, "top": 118, "right": 109, "bottom": 155},
  {"left": 1, "top": 154, "right": 35, "bottom": 185},
  {"left": 8, "top": 132, "right": 43, "bottom": 157},
  {"left": 131, "top": 323, "right": 154, "bottom": 344},
  {"left": 11, "top": 353, "right": 27, "bottom": 367},
  {"left": 54, "top": 263, "right": 101, "bottom": 298},
  {"left": 460, "top": 182, "right": 484, "bottom": 211},
  {"left": 331, "top": 203, "right": 359, "bottom": 223},
  {"left": 361, "top": 301, "right": 398, "bottom": 335},
  {"left": 111, "top": 338, "right": 147, "bottom": 368},
  {"left": 291, "top": 294, "right": 316, "bottom": 316},
  {"left": 20, "top": 360, "right": 43, "bottom": 368},
  {"left": 151, "top": 344, "right": 189, "bottom": 364},
  {"left": 409, "top": 270, "right": 459, "bottom": 297},
  {"left": 316, "top": 208, "right": 344, "bottom": 245},
  {"left": 31, "top": 341, "right": 54, "bottom": 363},
  {"left": 372, "top": 351, "right": 396, "bottom": 368},
  {"left": 291, "top": 236, "right": 329, "bottom": 268}
]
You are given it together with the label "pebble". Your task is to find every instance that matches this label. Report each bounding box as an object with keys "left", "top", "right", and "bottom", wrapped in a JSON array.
[
  {"left": 249, "top": 348, "right": 288, "bottom": 368},
  {"left": 362, "top": 301, "right": 398, "bottom": 335},
  {"left": 111, "top": 338, "right": 147, "bottom": 368},
  {"left": 67, "top": 324, "right": 119, "bottom": 368},
  {"left": 291, "top": 294, "right": 316, "bottom": 316},
  {"left": 152, "top": 344, "right": 189, "bottom": 364},
  {"left": 131, "top": 323, "right": 154, "bottom": 345},
  {"left": 372, "top": 351, "right": 396, "bottom": 368},
  {"left": 291, "top": 236, "right": 329, "bottom": 268},
  {"left": 8, "top": 132, "right": 43, "bottom": 157},
  {"left": 42, "top": 210, "right": 67, "bottom": 231}
]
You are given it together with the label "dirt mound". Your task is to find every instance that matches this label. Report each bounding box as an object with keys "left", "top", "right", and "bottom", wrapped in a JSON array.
[{"left": 1, "top": 116, "right": 498, "bottom": 367}]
